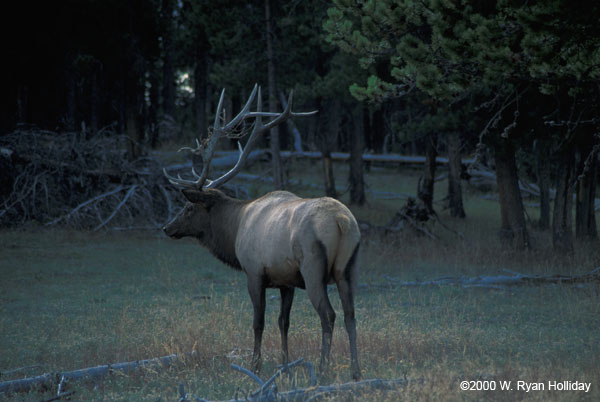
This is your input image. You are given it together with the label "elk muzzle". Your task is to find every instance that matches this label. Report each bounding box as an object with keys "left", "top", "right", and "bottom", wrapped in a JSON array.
[{"left": 163, "top": 216, "right": 184, "bottom": 239}]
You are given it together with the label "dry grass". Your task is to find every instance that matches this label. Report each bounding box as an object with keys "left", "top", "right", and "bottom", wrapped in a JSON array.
[
  {"left": 1, "top": 162, "right": 599, "bottom": 401},
  {"left": 1, "top": 226, "right": 598, "bottom": 401}
]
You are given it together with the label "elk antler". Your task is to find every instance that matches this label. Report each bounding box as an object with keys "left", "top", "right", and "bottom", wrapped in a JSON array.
[{"left": 163, "top": 84, "right": 317, "bottom": 189}]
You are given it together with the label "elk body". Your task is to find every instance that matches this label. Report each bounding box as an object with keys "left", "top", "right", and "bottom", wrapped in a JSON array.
[{"left": 163, "top": 85, "right": 361, "bottom": 380}]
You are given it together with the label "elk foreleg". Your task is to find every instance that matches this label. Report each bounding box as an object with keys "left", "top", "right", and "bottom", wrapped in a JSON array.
[
  {"left": 247, "top": 276, "right": 266, "bottom": 374},
  {"left": 278, "top": 286, "right": 295, "bottom": 365}
]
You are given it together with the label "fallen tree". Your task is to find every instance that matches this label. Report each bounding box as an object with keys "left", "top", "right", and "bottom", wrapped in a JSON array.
[
  {"left": 379, "top": 267, "right": 600, "bottom": 290},
  {"left": 213, "top": 149, "right": 476, "bottom": 166},
  {"left": 0, "top": 352, "right": 192, "bottom": 395}
]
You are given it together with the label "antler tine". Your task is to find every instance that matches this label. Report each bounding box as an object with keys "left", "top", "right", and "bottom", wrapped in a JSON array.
[
  {"left": 177, "top": 138, "right": 203, "bottom": 154},
  {"left": 246, "top": 91, "right": 318, "bottom": 121},
  {"left": 163, "top": 168, "right": 197, "bottom": 188},
  {"left": 206, "top": 86, "right": 264, "bottom": 189},
  {"left": 223, "top": 84, "right": 259, "bottom": 131},
  {"left": 263, "top": 90, "right": 294, "bottom": 132},
  {"left": 214, "top": 88, "right": 226, "bottom": 130},
  {"left": 185, "top": 88, "right": 228, "bottom": 188}
]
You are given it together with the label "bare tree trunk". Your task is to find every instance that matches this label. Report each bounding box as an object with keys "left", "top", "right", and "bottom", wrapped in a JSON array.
[
  {"left": 322, "top": 151, "right": 337, "bottom": 198},
  {"left": 575, "top": 143, "right": 597, "bottom": 239},
  {"left": 125, "top": 75, "right": 145, "bottom": 160},
  {"left": 16, "top": 84, "right": 28, "bottom": 124},
  {"left": 370, "top": 107, "right": 385, "bottom": 153},
  {"left": 148, "top": 67, "right": 160, "bottom": 148},
  {"left": 124, "top": 6, "right": 145, "bottom": 161},
  {"left": 320, "top": 100, "right": 339, "bottom": 198},
  {"left": 418, "top": 133, "right": 437, "bottom": 214},
  {"left": 89, "top": 69, "right": 99, "bottom": 136},
  {"left": 162, "top": 0, "right": 175, "bottom": 119},
  {"left": 552, "top": 145, "right": 575, "bottom": 252},
  {"left": 495, "top": 140, "right": 530, "bottom": 250},
  {"left": 125, "top": 103, "right": 138, "bottom": 160},
  {"left": 265, "top": 0, "right": 283, "bottom": 189},
  {"left": 65, "top": 61, "right": 76, "bottom": 132},
  {"left": 349, "top": 106, "right": 366, "bottom": 205},
  {"left": 446, "top": 131, "right": 465, "bottom": 218},
  {"left": 535, "top": 139, "right": 551, "bottom": 229},
  {"left": 194, "top": 50, "right": 208, "bottom": 139}
]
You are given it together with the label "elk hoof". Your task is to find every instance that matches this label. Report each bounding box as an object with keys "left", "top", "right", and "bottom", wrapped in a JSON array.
[{"left": 251, "top": 356, "right": 262, "bottom": 374}]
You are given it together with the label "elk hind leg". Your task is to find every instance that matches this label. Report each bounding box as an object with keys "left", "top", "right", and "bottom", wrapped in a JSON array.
[
  {"left": 278, "top": 286, "right": 295, "bottom": 365},
  {"left": 336, "top": 279, "right": 360, "bottom": 379},
  {"left": 303, "top": 241, "right": 335, "bottom": 376},
  {"left": 336, "top": 244, "right": 360, "bottom": 380}
]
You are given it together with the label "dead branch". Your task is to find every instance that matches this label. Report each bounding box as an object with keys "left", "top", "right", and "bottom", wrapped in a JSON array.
[
  {"left": 45, "top": 185, "right": 125, "bottom": 226},
  {"left": 93, "top": 185, "right": 138, "bottom": 231},
  {"left": 230, "top": 364, "right": 264, "bottom": 386},
  {"left": 178, "top": 359, "right": 418, "bottom": 402}
]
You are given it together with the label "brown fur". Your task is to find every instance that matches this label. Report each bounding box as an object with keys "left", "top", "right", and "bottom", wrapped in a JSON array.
[{"left": 164, "top": 188, "right": 361, "bottom": 379}]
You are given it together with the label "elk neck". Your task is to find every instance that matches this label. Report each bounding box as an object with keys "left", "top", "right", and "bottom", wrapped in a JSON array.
[{"left": 204, "top": 195, "right": 248, "bottom": 270}]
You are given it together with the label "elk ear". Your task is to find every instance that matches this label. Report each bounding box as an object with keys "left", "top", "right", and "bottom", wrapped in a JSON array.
[{"left": 181, "top": 189, "right": 219, "bottom": 208}]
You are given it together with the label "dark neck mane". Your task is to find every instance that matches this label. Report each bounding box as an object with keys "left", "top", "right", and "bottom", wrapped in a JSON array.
[{"left": 204, "top": 195, "right": 247, "bottom": 270}]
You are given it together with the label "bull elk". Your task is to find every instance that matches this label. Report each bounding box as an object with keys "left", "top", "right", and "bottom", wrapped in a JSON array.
[{"left": 163, "top": 85, "right": 361, "bottom": 380}]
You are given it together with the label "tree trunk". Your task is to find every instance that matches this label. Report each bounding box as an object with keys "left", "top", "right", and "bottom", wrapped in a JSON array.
[
  {"left": 125, "top": 75, "right": 145, "bottom": 160},
  {"left": 320, "top": 100, "right": 340, "bottom": 198},
  {"left": 535, "top": 139, "right": 551, "bottom": 229},
  {"left": 552, "top": 145, "right": 575, "bottom": 252},
  {"left": 446, "top": 131, "right": 465, "bottom": 218},
  {"left": 349, "top": 106, "right": 366, "bottom": 205},
  {"left": 65, "top": 62, "right": 76, "bottom": 132},
  {"left": 16, "top": 84, "right": 28, "bottom": 124},
  {"left": 495, "top": 140, "right": 530, "bottom": 250},
  {"left": 322, "top": 151, "right": 337, "bottom": 198},
  {"left": 89, "top": 69, "right": 99, "bottom": 136},
  {"left": 575, "top": 144, "right": 597, "bottom": 239},
  {"left": 418, "top": 133, "right": 437, "bottom": 214},
  {"left": 149, "top": 67, "right": 160, "bottom": 148},
  {"left": 370, "top": 107, "right": 385, "bottom": 153},
  {"left": 124, "top": 18, "right": 145, "bottom": 160},
  {"left": 265, "top": 0, "right": 283, "bottom": 189},
  {"left": 161, "top": 0, "right": 175, "bottom": 119},
  {"left": 193, "top": 49, "right": 208, "bottom": 140},
  {"left": 125, "top": 103, "right": 139, "bottom": 160}
]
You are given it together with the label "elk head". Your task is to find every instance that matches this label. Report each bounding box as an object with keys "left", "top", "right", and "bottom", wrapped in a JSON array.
[{"left": 162, "top": 188, "right": 221, "bottom": 240}]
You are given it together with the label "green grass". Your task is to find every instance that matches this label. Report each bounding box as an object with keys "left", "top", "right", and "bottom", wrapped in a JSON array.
[{"left": 1, "top": 162, "right": 599, "bottom": 401}]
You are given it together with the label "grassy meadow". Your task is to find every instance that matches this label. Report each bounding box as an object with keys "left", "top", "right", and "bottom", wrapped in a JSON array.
[{"left": 1, "top": 160, "right": 599, "bottom": 401}]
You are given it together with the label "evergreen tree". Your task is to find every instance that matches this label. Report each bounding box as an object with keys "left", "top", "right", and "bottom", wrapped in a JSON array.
[{"left": 325, "top": 0, "right": 600, "bottom": 250}]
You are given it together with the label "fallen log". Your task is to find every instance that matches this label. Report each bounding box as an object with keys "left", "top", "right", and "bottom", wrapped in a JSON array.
[
  {"left": 212, "top": 149, "right": 476, "bottom": 166},
  {"left": 0, "top": 352, "right": 192, "bottom": 395},
  {"left": 380, "top": 267, "right": 600, "bottom": 289}
]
